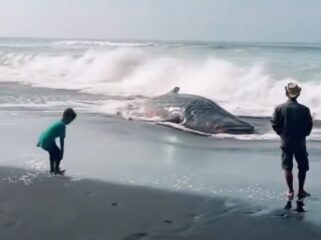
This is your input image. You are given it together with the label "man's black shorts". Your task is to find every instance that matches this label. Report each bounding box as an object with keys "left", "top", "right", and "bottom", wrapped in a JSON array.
[{"left": 281, "top": 142, "right": 309, "bottom": 171}]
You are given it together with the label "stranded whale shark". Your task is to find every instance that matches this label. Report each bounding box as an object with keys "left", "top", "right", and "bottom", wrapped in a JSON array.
[{"left": 143, "top": 88, "right": 255, "bottom": 135}]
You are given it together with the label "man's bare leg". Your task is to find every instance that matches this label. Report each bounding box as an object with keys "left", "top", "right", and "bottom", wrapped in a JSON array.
[
  {"left": 285, "top": 169, "right": 294, "bottom": 200},
  {"left": 298, "top": 171, "right": 310, "bottom": 198}
]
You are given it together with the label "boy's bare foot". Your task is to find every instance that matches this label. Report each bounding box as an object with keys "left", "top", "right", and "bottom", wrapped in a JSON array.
[{"left": 54, "top": 170, "right": 65, "bottom": 175}]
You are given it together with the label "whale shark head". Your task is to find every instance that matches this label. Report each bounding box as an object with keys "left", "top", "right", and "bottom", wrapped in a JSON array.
[
  {"left": 211, "top": 118, "right": 255, "bottom": 134},
  {"left": 182, "top": 98, "right": 255, "bottom": 135},
  {"left": 184, "top": 111, "right": 255, "bottom": 134}
]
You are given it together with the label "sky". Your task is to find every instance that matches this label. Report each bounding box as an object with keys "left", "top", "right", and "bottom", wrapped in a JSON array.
[{"left": 0, "top": 0, "right": 320, "bottom": 42}]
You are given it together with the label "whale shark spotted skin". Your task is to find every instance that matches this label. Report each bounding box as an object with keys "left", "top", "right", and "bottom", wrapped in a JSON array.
[{"left": 144, "top": 92, "right": 255, "bottom": 135}]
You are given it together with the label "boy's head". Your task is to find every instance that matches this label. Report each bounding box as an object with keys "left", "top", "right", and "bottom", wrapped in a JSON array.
[{"left": 62, "top": 108, "right": 77, "bottom": 125}]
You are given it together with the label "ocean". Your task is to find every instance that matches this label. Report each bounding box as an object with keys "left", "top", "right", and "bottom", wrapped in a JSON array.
[
  {"left": 1, "top": 38, "right": 321, "bottom": 114},
  {"left": 1, "top": 38, "right": 321, "bottom": 224}
]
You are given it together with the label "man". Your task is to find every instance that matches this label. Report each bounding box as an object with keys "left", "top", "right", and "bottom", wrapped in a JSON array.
[{"left": 271, "top": 83, "right": 313, "bottom": 200}]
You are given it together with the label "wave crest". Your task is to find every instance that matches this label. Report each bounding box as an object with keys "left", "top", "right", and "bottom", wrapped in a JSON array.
[
  {"left": 1, "top": 47, "right": 321, "bottom": 118},
  {"left": 52, "top": 40, "right": 158, "bottom": 48}
]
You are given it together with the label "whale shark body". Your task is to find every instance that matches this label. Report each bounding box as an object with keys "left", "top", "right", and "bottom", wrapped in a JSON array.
[{"left": 144, "top": 92, "right": 255, "bottom": 135}]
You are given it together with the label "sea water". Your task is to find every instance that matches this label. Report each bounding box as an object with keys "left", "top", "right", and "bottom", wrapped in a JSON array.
[{"left": 1, "top": 38, "right": 321, "bottom": 117}]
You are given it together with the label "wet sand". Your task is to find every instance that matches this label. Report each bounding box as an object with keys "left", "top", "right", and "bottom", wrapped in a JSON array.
[
  {"left": 1, "top": 86, "right": 321, "bottom": 240},
  {"left": 0, "top": 166, "right": 321, "bottom": 240}
]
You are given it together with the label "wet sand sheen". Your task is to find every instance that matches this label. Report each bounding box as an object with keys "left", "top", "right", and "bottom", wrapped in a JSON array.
[{"left": 0, "top": 167, "right": 320, "bottom": 240}]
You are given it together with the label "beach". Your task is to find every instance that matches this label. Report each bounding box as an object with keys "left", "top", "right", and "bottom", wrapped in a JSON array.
[
  {"left": 1, "top": 99, "right": 321, "bottom": 239},
  {"left": 1, "top": 39, "right": 321, "bottom": 239},
  {"left": 1, "top": 166, "right": 321, "bottom": 240}
]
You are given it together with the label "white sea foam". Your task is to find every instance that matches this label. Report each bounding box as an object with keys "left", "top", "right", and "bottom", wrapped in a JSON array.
[
  {"left": 1, "top": 46, "right": 321, "bottom": 119},
  {"left": 52, "top": 40, "right": 158, "bottom": 48}
]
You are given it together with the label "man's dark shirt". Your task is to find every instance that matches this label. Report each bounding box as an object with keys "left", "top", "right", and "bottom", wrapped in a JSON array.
[{"left": 271, "top": 99, "right": 313, "bottom": 145}]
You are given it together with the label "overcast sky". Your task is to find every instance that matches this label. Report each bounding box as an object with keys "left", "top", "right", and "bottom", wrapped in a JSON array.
[{"left": 0, "top": 0, "right": 320, "bottom": 42}]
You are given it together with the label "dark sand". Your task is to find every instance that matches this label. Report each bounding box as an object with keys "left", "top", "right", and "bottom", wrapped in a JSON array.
[
  {"left": 0, "top": 167, "right": 320, "bottom": 240},
  {"left": 1, "top": 84, "right": 321, "bottom": 240}
]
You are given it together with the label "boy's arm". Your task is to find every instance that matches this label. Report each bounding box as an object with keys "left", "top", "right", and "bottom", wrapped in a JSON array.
[{"left": 60, "top": 137, "right": 65, "bottom": 160}]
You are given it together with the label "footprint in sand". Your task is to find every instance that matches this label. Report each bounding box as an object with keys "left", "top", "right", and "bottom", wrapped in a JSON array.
[
  {"left": 85, "top": 191, "right": 97, "bottom": 198},
  {"left": 3, "top": 221, "right": 23, "bottom": 228},
  {"left": 123, "top": 233, "right": 148, "bottom": 240},
  {"left": 163, "top": 220, "right": 173, "bottom": 224},
  {"left": 188, "top": 213, "right": 201, "bottom": 221}
]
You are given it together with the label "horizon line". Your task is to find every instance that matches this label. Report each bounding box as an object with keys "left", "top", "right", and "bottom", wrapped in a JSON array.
[{"left": 0, "top": 35, "right": 321, "bottom": 45}]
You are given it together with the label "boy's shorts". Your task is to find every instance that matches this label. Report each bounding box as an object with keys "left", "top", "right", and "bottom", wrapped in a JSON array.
[
  {"left": 45, "top": 144, "right": 62, "bottom": 161},
  {"left": 281, "top": 143, "right": 309, "bottom": 171}
]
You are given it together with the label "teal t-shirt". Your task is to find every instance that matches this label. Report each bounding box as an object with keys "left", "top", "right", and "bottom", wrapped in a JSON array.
[{"left": 37, "top": 120, "right": 66, "bottom": 149}]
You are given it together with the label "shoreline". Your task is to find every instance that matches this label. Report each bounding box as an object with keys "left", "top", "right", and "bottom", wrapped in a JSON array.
[{"left": 1, "top": 166, "right": 321, "bottom": 240}]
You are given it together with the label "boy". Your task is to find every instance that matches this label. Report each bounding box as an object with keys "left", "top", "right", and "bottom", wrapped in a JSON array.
[{"left": 37, "top": 108, "right": 77, "bottom": 175}]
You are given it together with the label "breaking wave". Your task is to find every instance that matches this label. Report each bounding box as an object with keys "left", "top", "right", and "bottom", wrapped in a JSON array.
[{"left": 1, "top": 46, "right": 321, "bottom": 118}]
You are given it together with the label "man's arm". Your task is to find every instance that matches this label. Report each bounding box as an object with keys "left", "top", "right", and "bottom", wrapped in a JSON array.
[
  {"left": 306, "top": 109, "right": 313, "bottom": 136},
  {"left": 271, "top": 107, "right": 284, "bottom": 135},
  {"left": 60, "top": 137, "right": 64, "bottom": 160}
]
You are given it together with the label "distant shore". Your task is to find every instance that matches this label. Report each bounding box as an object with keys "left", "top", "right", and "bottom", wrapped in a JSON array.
[{"left": 0, "top": 166, "right": 320, "bottom": 240}]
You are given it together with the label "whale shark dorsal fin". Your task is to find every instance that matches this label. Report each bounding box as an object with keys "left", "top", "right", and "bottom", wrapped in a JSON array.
[{"left": 167, "top": 87, "right": 180, "bottom": 94}]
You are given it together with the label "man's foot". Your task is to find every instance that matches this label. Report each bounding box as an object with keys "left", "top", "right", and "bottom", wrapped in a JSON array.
[
  {"left": 298, "top": 190, "right": 311, "bottom": 199},
  {"left": 295, "top": 201, "right": 305, "bottom": 213},
  {"left": 287, "top": 191, "right": 294, "bottom": 201},
  {"left": 284, "top": 201, "right": 292, "bottom": 210}
]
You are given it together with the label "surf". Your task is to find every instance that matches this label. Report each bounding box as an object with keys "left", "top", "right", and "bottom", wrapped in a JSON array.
[{"left": 1, "top": 40, "right": 321, "bottom": 120}]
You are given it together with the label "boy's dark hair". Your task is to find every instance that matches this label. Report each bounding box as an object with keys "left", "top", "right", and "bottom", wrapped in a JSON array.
[{"left": 63, "top": 108, "right": 77, "bottom": 120}]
